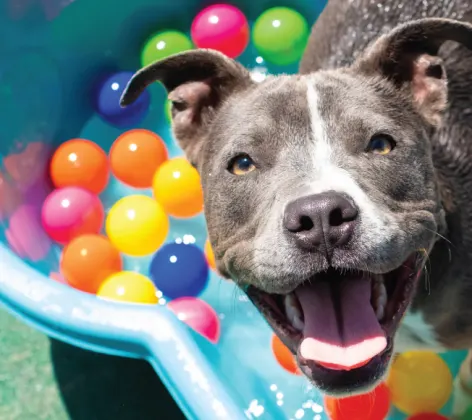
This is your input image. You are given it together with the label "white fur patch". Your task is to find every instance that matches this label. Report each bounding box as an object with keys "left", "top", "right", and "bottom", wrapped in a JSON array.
[
  {"left": 305, "top": 77, "right": 396, "bottom": 249},
  {"left": 394, "top": 310, "right": 445, "bottom": 353}
]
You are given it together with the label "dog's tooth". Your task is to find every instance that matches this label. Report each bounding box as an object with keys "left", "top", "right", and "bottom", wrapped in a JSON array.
[
  {"left": 372, "top": 279, "right": 387, "bottom": 321},
  {"left": 375, "top": 305, "right": 385, "bottom": 321},
  {"left": 284, "top": 294, "right": 304, "bottom": 331}
]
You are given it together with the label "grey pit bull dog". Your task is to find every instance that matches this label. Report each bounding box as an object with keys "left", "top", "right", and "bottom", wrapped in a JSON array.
[{"left": 121, "top": 0, "right": 472, "bottom": 411}]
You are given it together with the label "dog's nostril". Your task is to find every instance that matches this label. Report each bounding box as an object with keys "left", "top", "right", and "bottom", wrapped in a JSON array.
[
  {"left": 299, "top": 215, "right": 314, "bottom": 231},
  {"left": 329, "top": 208, "right": 344, "bottom": 227}
]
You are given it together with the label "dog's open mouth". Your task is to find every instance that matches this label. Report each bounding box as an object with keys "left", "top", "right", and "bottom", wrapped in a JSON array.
[{"left": 246, "top": 253, "right": 422, "bottom": 385}]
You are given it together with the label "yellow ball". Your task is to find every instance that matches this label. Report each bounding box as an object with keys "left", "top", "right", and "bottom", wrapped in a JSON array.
[
  {"left": 387, "top": 350, "right": 452, "bottom": 415},
  {"left": 106, "top": 195, "right": 169, "bottom": 256},
  {"left": 97, "top": 271, "right": 158, "bottom": 304},
  {"left": 152, "top": 157, "right": 204, "bottom": 218}
]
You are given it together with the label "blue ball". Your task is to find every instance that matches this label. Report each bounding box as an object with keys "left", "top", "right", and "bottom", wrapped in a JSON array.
[
  {"left": 150, "top": 243, "right": 209, "bottom": 299},
  {"left": 94, "top": 71, "right": 150, "bottom": 128}
]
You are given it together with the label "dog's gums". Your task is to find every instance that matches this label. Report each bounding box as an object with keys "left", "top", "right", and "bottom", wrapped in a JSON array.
[{"left": 246, "top": 253, "right": 421, "bottom": 393}]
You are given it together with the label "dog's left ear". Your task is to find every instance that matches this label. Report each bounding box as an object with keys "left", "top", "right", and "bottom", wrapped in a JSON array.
[
  {"left": 353, "top": 18, "right": 472, "bottom": 126},
  {"left": 120, "top": 49, "right": 253, "bottom": 167}
]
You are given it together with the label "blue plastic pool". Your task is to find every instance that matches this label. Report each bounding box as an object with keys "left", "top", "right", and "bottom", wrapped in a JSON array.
[{"left": 0, "top": 1, "right": 468, "bottom": 419}]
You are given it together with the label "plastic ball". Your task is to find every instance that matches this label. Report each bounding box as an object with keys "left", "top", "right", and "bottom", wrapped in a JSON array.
[
  {"left": 252, "top": 7, "right": 309, "bottom": 66},
  {"left": 41, "top": 187, "right": 104, "bottom": 244},
  {"left": 50, "top": 139, "right": 109, "bottom": 194},
  {"left": 191, "top": 4, "right": 249, "bottom": 58},
  {"left": 97, "top": 271, "right": 158, "bottom": 304},
  {"left": 0, "top": 171, "right": 22, "bottom": 221},
  {"left": 271, "top": 334, "right": 300, "bottom": 375},
  {"left": 204, "top": 239, "right": 216, "bottom": 270},
  {"left": 149, "top": 243, "right": 209, "bottom": 299},
  {"left": 61, "top": 234, "right": 122, "bottom": 294},
  {"left": 95, "top": 71, "right": 150, "bottom": 127},
  {"left": 141, "top": 30, "right": 193, "bottom": 67},
  {"left": 50, "top": 272, "right": 67, "bottom": 284},
  {"left": 6, "top": 204, "right": 52, "bottom": 261},
  {"left": 165, "top": 99, "right": 173, "bottom": 124},
  {"left": 106, "top": 195, "right": 169, "bottom": 256},
  {"left": 167, "top": 297, "right": 220, "bottom": 343},
  {"left": 324, "top": 382, "right": 390, "bottom": 420},
  {"left": 461, "top": 406, "right": 472, "bottom": 419},
  {"left": 152, "top": 157, "right": 203, "bottom": 218},
  {"left": 408, "top": 414, "right": 449, "bottom": 420},
  {"left": 109, "top": 129, "right": 168, "bottom": 188},
  {"left": 387, "top": 351, "right": 453, "bottom": 415}
]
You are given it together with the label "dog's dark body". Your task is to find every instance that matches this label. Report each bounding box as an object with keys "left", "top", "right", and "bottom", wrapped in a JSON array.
[
  {"left": 302, "top": 0, "right": 472, "bottom": 352},
  {"left": 122, "top": 0, "right": 472, "bottom": 401}
]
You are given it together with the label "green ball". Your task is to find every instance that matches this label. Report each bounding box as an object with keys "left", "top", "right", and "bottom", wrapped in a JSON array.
[
  {"left": 462, "top": 406, "right": 472, "bottom": 419},
  {"left": 141, "top": 30, "right": 193, "bottom": 67},
  {"left": 164, "top": 98, "right": 172, "bottom": 124},
  {"left": 252, "top": 7, "right": 309, "bottom": 66}
]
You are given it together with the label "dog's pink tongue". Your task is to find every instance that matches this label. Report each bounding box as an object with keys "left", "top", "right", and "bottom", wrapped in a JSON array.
[{"left": 295, "top": 277, "right": 387, "bottom": 371}]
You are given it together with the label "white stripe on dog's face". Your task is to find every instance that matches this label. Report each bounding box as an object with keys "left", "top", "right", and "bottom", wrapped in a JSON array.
[{"left": 305, "top": 76, "right": 396, "bottom": 248}]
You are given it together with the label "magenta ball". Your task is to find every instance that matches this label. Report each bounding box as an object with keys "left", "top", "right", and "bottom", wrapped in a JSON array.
[
  {"left": 191, "top": 4, "right": 249, "bottom": 58},
  {"left": 41, "top": 187, "right": 104, "bottom": 244},
  {"left": 167, "top": 297, "right": 221, "bottom": 344},
  {"left": 6, "top": 205, "right": 52, "bottom": 261}
]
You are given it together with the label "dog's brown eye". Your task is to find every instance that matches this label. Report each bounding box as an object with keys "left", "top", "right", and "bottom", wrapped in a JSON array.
[
  {"left": 228, "top": 154, "right": 256, "bottom": 175},
  {"left": 367, "top": 135, "right": 396, "bottom": 155}
]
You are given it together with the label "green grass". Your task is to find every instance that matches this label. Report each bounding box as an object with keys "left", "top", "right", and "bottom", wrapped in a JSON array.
[{"left": 0, "top": 310, "right": 185, "bottom": 420}]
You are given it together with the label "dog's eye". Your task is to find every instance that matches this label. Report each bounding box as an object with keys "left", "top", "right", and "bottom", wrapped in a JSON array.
[
  {"left": 367, "top": 135, "right": 396, "bottom": 155},
  {"left": 228, "top": 154, "right": 256, "bottom": 175}
]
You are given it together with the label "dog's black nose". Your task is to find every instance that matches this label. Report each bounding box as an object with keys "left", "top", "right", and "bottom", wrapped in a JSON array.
[{"left": 283, "top": 191, "right": 358, "bottom": 254}]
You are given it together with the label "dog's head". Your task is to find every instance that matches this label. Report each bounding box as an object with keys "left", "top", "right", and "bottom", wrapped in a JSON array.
[{"left": 122, "top": 18, "right": 471, "bottom": 395}]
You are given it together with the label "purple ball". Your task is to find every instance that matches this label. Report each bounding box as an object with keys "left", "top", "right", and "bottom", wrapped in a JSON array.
[{"left": 95, "top": 71, "right": 150, "bottom": 128}]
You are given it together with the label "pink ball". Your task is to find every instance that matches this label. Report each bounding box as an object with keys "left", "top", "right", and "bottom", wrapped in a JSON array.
[
  {"left": 168, "top": 297, "right": 221, "bottom": 344},
  {"left": 6, "top": 205, "right": 52, "bottom": 261},
  {"left": 191, "top": 4, "right": 249, "bottom": 58},
  {"left": 41, "top": 186, "right": 104, "bottom": 244}
]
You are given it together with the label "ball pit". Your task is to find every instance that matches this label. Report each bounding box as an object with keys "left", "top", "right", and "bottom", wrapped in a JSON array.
[{"left": 0, "top": 1, "right": 469, "bottom": 420}]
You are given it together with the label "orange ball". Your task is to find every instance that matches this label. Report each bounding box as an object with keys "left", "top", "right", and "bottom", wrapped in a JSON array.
[
  {"left": 271, "top": 334, "right": 300, "bottom": 375},
  {"left": 110, "top": 129, "right": 168, "bottom": 188},
  {"left": 324, "top": 382, "right": 391, "bottom": 420},
  {"left": 152, "top": 157, "right": 203, "bottom": 218},
  {"left": 60, "top": 234, "right": 122, "bottom": 294},
  {"left": 204, "top": 239, "right": 216, "bottom": 270},
  {"left": 50, "top": 139, "right": 109, "bottom": 194}
]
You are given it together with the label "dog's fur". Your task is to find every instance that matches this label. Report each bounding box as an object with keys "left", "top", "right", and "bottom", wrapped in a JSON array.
[{"left": 121, "top": 0, "right": 472, "bottom": 410}]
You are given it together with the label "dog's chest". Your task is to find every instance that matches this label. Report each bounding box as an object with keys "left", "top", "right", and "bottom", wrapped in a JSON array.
[{"left": 394, "top": 310, "right": 445, "bottom": 353}]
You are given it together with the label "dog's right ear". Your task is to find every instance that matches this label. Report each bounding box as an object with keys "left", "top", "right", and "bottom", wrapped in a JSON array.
[
  {"left": 121, "top": 49, "right": 253, "bottom": 167},
  {"left": 352, "top": 18, "right": 472, "bottom": 127}
]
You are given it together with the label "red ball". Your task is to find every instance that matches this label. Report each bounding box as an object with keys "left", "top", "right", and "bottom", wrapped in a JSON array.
[
  {"left": 324, "top": 382, "right": 390, "bottom": 420},
  {"left": 407, "top": 414, "right": 448, "bottom": 420},
  {"left": 191, "top": 4, "right": 249, "bottom": 58}
]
